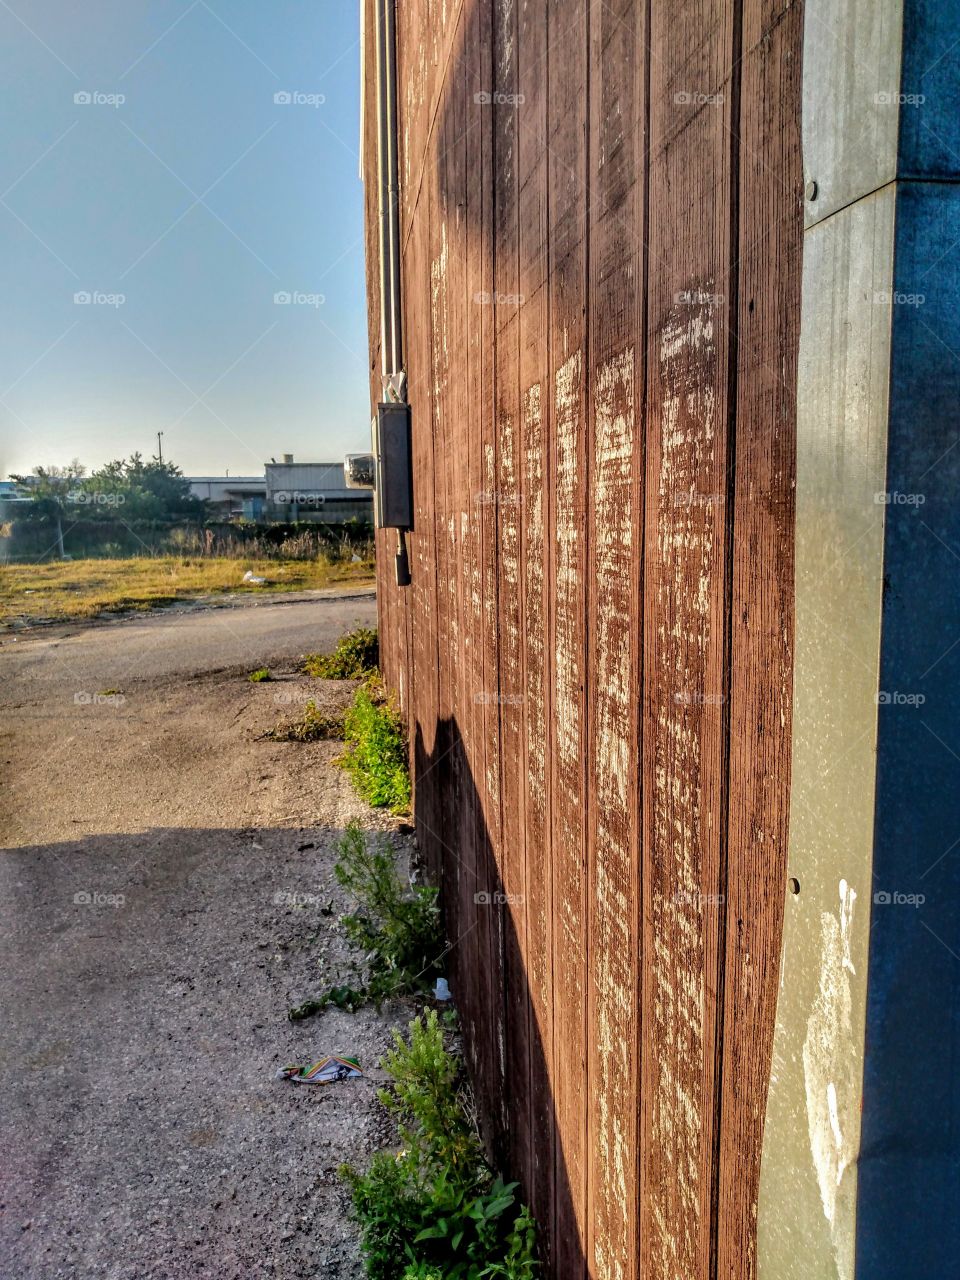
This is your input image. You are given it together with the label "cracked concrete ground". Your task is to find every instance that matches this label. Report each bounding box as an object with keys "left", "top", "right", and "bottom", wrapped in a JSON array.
[{"left": 0, "top": 589, "right": 417, "bottom": 1279}]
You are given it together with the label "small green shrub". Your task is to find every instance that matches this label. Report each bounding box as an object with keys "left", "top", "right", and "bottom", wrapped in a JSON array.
[
  {"left": 264, "top": 699, "right": 343, "bottom": 742},
  {"left": 341, "top": 1011, "right": 539, "bottom": 1280},
  {"left": 288, "top": 983, "right": 366, "bottom": 1020},
  {"left": 289, "top": 822, "right": 442, "bottom": 1018},
  {"left": 248, "top": 666, "right": 272, "bottom": 682},
  {"left": 302, "top": 626, "right": 379, "bottom": 679},
  {"left": 339, "top": 680, "right": 411, "bottom": 813},
  {"left": 378, "top": 1006, "right": 481, "bottom": 1182}
]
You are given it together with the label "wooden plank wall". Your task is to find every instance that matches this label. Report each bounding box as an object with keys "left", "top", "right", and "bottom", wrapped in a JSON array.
[{"left": 361, "top": 1, "right": 802, "bottom": 1276}]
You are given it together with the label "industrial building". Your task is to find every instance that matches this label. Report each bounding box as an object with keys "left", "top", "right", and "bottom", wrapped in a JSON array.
[{"left": 188, "top": 456, "right": 372, "bottom": 523}]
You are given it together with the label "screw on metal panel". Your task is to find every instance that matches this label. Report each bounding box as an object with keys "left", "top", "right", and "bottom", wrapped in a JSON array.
[{"left": 805, "top": 179, "right": 818, "bottom": 201}]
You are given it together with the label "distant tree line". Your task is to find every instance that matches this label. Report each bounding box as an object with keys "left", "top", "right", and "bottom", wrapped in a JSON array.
[{"left": 8, "top": 454, "right": 205, "bottom": 523}]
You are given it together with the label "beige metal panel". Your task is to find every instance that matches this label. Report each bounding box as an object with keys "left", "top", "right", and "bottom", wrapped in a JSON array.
[
  {"left": 757, "top": 184, "right": 896, "bottom": 1280},
  {"left": 802, "top": 0, "right": 903, "bottom": 228},
  {"left": 263, "top": 463, "right": 353, "bottom": 498}
]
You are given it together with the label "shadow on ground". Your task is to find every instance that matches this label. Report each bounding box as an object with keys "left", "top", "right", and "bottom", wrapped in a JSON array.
[{"left": 0, "top": 823, "right": 413, "bottom": 1280}]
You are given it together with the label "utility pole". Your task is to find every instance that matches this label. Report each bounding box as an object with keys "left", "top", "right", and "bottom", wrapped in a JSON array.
[{"left": 156, "top": 431, "right": 164, "bottom": 465}]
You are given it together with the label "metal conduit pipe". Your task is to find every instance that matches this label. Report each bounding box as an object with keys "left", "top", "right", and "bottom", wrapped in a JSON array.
[
  {"left": 375, "top": 0, "right": 403, "bottom": 392},
  {"left": 373, "top": 0, "right": 410, "bottom": 585}
]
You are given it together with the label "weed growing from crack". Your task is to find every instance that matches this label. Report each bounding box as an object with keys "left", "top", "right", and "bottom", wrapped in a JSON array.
[
  {"left": 301, "top": 626, "right": 379, "bottom": 679},
  {"left": 338, "top": 678, "right": 410, "bottom": 813},
  {"left": 288, "top": 821, "right": 441, "bottom": 1018},
  {"left": 340, "top": 1010, "right": 539, "bottom": 1280},
  {"left": 264, "top": 699, "right": 344, "bottom": 742}
]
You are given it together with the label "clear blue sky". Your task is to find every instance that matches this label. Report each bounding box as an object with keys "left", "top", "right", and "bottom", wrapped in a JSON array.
[{"left": 0, "top": 0, "right": 371, "bottom": 480}]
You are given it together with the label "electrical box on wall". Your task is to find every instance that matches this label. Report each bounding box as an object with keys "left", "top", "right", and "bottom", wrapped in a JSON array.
[
  {"left": 372, "top": 401, "right": 413, "bottom": 530},
  {"left": 343, "top": 453, "right": 376, "bottom": 489}
]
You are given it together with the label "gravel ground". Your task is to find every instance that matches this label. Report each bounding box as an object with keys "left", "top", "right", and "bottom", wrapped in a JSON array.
[{"left": 0, "top": 597, "right": 420, "bottom": 1279}]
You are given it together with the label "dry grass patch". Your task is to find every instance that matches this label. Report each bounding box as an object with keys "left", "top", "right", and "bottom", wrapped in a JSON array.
[{"left": 0, "top": 555, "right": 374, "bottom": 626}]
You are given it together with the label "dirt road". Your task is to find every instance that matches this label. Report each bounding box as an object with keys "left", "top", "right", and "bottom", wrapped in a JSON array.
[{"left": 0, "top": 589, "right": 414, "bottom": 1279}]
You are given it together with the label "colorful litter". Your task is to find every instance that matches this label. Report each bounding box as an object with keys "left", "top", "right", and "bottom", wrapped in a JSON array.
[{"left": 276, "top": 1055, "right": 364, "bottom": 1084}]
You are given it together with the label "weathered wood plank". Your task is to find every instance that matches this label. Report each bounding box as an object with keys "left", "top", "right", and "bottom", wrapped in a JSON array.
[
  {"left": 585, "top": 1, "right": 645, "bottom": 1275},
  {"left": 516, "top": 0, "right": 555, "bottom": 1253},
  {"left": 716, "top": 1, "right": 801, "bottom": 1275},
  {"left": 546, "top": 2, "right": 590, "bottom": 1272},
  {"left": 640, "top": 0, "right": 739, "bottom": 1273},
  {"left": 404, "top": 81, "right": 443, "bottom": 880},
  {"left": 492, "top": 0, "right": 532, "bottom": 1187},
  {"left": 475, "top": 0, "right": 509, "bottom": 1158},
  {"left": 430, "top": 32, "right": 453, "bottom": 903},
  {"left": 453, "top": 0, "right": 491, "bottom": 1109},
  {"left": 439, "top": 18, "right": 480, "bottom": 1096}
]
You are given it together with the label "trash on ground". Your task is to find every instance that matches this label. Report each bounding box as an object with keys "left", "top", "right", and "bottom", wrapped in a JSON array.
[
  {"left": 242, "top": 571, "right": 267, "bottom": 585},
  {"left": 276, "top": 1055, "right": 365, "bottom": 1084},
  {"left": 433, "top": 977, "right": 451, "bottom": 1001}
]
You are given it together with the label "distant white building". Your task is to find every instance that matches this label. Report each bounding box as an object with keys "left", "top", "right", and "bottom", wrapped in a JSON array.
[
  {"left": 188, "top": 456, "right": 372, "bottom": 523},
  {"left": 263, "top": 455, "right": 373, "bottom": 523},
  {"left": 188, "top": 477, "right": 266, "bottom": 519}
]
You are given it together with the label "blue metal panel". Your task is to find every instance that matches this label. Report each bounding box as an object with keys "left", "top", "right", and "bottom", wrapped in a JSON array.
[
  {"left": 858, "top": 181, "right": 960, "bottom": 1276},
  {"left": 898, "top": 0, "right": 960, "bottom": 178}
]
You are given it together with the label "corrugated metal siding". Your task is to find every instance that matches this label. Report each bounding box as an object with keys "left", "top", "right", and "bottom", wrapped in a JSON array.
[
  {"left": 263, "top": 462, "right": 355, "bottom": 495},
  {"left": 361, "top": 2, "right": 803, "bottom": 1276}
]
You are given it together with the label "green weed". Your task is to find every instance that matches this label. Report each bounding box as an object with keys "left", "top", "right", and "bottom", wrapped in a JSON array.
[
  {"left": 301, "top": 626, "right": 379, "bottom": 679},
  {"left": 248, "top": 666, "right": 272, "bottom": 682},
  {"left": 341, "top": 1011, "right": 539, "bottom": 1280},
  {"left": 288, "top": 984, "right": 366, "bottom": 1019},
  {"left": 338, "top": 679, "right": 411, "bottom": 813},
  {"left": 288, "top": 822, "right": 442, "bottom": 1018},
  {"left": 265, "top": 699, "right": 343, "bottom": 742}
]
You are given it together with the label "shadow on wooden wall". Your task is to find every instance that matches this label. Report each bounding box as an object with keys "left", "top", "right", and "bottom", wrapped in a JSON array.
[{"left": 414, "top": 717, "right": 584, "bottom": 1277}]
